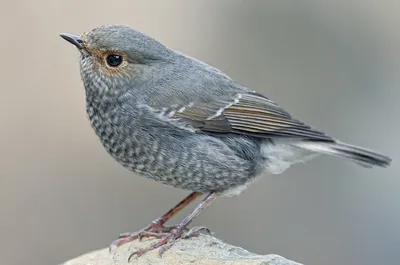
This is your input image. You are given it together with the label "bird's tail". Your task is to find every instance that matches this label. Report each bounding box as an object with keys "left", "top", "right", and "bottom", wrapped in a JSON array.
[{"left": 294, "top": 141, "right": 392, "bottom": 168}]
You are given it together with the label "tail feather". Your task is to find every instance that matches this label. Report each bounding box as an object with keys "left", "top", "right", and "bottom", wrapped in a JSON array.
[{"left": 295, "top": 141, "right": 392, "bottom": 168}]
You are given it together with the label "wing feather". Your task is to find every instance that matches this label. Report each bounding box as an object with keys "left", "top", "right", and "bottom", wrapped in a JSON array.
[{"left": 155, "top": 90, "right": 333, "bottom": 142}]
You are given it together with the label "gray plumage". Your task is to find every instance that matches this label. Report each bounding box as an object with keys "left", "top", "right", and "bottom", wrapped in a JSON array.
[{"left": 63, "top": 25, "right": 391, "bottom": 195}]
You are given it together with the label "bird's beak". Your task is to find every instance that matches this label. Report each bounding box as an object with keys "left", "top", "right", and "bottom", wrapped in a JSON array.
[{"left": 60, "top": 33, "right": 84, "bottom": 49}]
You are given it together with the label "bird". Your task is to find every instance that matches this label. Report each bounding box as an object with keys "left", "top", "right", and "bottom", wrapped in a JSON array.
[{"left": 60, "top": 24, "right": 391, "bottom": 260}]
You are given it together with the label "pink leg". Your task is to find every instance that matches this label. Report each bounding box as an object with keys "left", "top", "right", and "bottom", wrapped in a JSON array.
[
  {"left": 110, "top": 192, "right": 202, "bottom": 248},
  {"left": 128, "top": 192, "right": 217, "bottom": 261}
]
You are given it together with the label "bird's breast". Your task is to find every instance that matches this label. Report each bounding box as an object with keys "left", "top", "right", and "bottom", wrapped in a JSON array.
[{"left": 86, "top": 102, "right": 144, "bottom": 167}]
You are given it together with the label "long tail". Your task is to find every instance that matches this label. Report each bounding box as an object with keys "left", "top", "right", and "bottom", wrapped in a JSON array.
[{"left": 294, "top": 141, "right": 392, "bottom": 168}]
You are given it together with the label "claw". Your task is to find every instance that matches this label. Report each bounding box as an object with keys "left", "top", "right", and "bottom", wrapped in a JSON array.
[
  {"left": 128, "top": 225, "right": 210, "bottom": 259},
  {"left": 184, "top": 226, "right": 212, "bottom": 238},
  {"left": 138, "top": 231, "right": 169, "bottom": 241},
  {"left": 128, "top": 239, "right": 167, "bottom": 261},
  {"left": 158, "top": 239, "right": 176, "bottom": 257},
  {"left": 109, "top": 221, "right": 171, "bottom": 249}
]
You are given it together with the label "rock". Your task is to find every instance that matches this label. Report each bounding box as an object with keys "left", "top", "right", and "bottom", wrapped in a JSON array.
[{"left": 61, "top": 234, "right": 302, "bottom": 265}]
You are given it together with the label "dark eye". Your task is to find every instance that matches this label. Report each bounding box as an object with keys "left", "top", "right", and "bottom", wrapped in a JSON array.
[{"left": 106, "top": 54, "right": 123, "bottom": 67}]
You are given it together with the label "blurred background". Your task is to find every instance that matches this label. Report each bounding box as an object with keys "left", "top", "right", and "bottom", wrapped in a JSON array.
[{"left": 1, "top": 1, "right": 399, "bottom": 265}]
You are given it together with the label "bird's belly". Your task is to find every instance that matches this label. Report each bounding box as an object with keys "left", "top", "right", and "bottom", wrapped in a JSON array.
[
  {"left": 94, "top": 126, "right": 256, "bottom": 192},
  {"left": 88, "top": 107, "right": 258, "bottom": 193}
]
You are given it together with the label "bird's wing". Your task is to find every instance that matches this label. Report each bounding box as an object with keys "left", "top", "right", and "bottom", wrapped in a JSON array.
[{"left": 150, "top": 91, "right": 333, "bottom": 141}]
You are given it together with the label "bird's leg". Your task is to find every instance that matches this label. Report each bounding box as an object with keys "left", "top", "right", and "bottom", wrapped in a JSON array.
[
  {"left": 128, "top": 192, "right": 217, "bottom": 260},
  {"left": 110, "top": 192, "right": 202, "bottom": 249}
]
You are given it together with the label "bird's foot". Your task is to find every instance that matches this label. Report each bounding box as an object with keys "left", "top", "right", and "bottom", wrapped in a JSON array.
[
  {"left": 128, "top": 225, "right": 211, "bottom": 261},
  {"left": 109, "top": 219, "right": 173, "bottom": 250}
]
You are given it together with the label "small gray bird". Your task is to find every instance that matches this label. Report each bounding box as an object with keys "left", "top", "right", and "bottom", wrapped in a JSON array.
[{"left": 60, "top": 25, "right": 391, "bottom": 259}]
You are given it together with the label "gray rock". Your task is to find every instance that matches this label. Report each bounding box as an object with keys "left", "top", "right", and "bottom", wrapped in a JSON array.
[{"left": 61, "top": 235, "right": 302, "bottom": 265}]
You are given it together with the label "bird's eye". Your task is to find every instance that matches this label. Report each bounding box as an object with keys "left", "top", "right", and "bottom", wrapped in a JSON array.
[{"left": 106, "top": 54, "right": 123, "bottom": 67}]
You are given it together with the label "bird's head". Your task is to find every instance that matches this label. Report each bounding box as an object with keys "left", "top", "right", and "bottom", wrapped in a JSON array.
[{"left": 60, "top": 25, "right": 173, "bottom": 99}]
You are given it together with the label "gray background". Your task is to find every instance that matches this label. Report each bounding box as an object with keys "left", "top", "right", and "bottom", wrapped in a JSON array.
[{"left": 1, "top": 1, "right": 399, "bottom": 265}]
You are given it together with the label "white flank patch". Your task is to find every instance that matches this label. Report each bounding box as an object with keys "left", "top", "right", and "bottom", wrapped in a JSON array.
[
  {"left": 222, "top": 174, "right": 264, "bottom": 197},
  {"left": 261, "top": 141, "right": 319, "bottom": 174}
]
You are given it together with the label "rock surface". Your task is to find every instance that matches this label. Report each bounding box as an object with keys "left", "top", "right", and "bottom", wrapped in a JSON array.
[{"left": 61, "top": 235, "right": 302, "bottom": 265}]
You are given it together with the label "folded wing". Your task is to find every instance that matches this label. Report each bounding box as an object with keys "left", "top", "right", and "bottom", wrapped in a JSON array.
[{"left": 171, "top": 91, "right": 334, "bottom": 142}]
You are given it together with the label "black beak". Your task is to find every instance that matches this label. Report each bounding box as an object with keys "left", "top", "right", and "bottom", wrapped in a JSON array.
[{"left": 60, "top": 33, "right": 84, "bottom": 49}]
